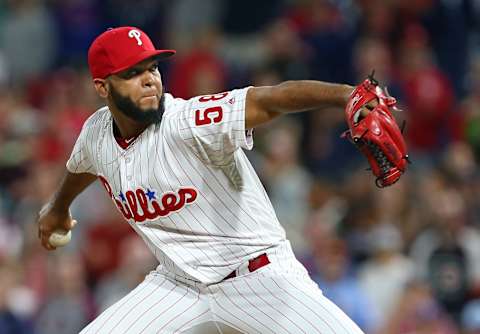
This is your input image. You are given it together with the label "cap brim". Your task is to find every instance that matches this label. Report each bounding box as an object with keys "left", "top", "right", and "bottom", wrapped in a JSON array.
[{"left": 110, "top": 49, "right": 176, "bottom": 76}]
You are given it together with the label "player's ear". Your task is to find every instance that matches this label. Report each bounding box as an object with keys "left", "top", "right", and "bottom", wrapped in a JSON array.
[{"left": 93, "top": 78, "right": 108, "bottom": 98}]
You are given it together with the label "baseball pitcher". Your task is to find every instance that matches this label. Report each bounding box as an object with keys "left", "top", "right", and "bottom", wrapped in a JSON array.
[{"left": 37, "top": 26, "right": 408, "bottom": 334}]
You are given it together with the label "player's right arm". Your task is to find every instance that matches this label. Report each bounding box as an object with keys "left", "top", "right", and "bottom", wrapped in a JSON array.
[
  {"left": 38, "top": 171, "right": 96, "bottom": 250},
  {"left": 38, "top": 112, "right": 100, "bottom": 250}
]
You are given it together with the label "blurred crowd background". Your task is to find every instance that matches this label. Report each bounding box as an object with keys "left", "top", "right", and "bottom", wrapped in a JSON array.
[{"left": 2, "top": 0, "right": 480, "bottom": 333}]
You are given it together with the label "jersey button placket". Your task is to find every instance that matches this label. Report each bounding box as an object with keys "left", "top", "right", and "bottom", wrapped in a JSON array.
[
  {"left": 120, "top": 154, "right": 134, "bottom": 186},
  {"left": 126, "top": 155, "right": 134, "bottom": 182}
]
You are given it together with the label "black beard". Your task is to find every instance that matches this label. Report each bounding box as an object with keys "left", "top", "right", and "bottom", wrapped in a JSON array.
[{"left": 110, "top": 86, "right": 165, "bottom": 125}]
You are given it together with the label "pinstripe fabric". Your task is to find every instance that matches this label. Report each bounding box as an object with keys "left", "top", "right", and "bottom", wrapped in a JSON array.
[
  {"left": 66, "top": 88, "right": 286, "bottom": 284},
  {"left": 79, "top": 241, "right": 364, "bottom": 333},
  {"left": 80, "top": 273, "right": 211, "bottom": 334},
  {"left": 69, "top": 88, "right": 363, "bottom": 333}
]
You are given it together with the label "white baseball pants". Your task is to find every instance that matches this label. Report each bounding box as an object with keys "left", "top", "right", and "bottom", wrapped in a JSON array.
[{"left": 80, "top": 242, "right": 364, "bottom": 334}]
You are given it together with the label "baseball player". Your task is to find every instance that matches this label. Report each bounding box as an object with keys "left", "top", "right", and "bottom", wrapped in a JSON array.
[{"left": 38, "top": 26, "right": 407, "bottom": 333}]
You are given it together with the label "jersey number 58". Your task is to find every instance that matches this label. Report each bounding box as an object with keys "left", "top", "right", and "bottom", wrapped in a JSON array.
[{"left": 194, "top": 92, "right": 229, "bottom": 126}]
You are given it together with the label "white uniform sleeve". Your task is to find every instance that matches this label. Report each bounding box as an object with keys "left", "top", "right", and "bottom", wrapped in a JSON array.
[
  {"left": 66, "top": 123, "right": 96, "bottom": 175},
  {"left": 178, "top": 87, "right": 253, "bottom": 167}
]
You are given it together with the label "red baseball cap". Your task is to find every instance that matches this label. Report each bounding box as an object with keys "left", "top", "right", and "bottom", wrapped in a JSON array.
[{"left": 88, "top": 26, "right": 176, "bottom": 79}]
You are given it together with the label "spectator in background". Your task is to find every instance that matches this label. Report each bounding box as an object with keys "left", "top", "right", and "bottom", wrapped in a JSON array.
[
  {"left": 50, "top": 0, "right": 102, "bottom": 68},
  {"left": 340, "top": 174, "right": 377, "bottom": 264},
  {"left": 286, "top": 0, "right": 354, "bottom": 83},
  {"left": 260, "top": 19, "right": 310, "bottom": 81},
  {"left": 356, "top": 0, "right": 398, "bottom": 41},
  {"left": 0, "top": 0, "right": 57, "bottom": 85},
  {"left": 257, "top": 118, "right": 313, "bottom": 254},
  {"left": 0, "top": 88, "right": 39, "bottom": 194},
  {"left": 94, "top": 235, "right": 157, "bottom": 313},
  {"left": 441, "top": 142, "right": 477, "bottom": 186},
  {"left": 31, "top": 69, "right": 96, "bottom": 165},
  {"left": 353, "top": 37, "right": 391, "bottom": 81},
  {"left": 81, "top": 220, "right": 135, "bottom": 282},
  {"left": 11, "top": 162, "right": 63, "bottom": 231},
  {"left": 398, "top": 24, "right": 456, "bottom": 155},
  {"left": 381, "top": 281, "right": 458, "bottom": 334},
  {"left": 440, "top": 142, "right": 480, "bottom": 232},
  {"left": 216, "top": 16, "right": 309, "bottom": 86},
  {"left": 101, "top": 0, "right": 165, "bottom": 37},
  {"left": 311, "top": 236, "right": 377, "bottom": 333},
  {"left": 299, "top": 179, "right": 348, "bottom": 270},
  {"left": 0, "top": 260, "right": 34, "bottom": 334},
  {"left": 358, "top": 223, "right": 415, "bottom": 331},
  {"left": 461, "top": 53, "right": 480, "bottom": 162},
  {"left": 168, "top": 30, "right": 227, "bottom": 99},
  {"left": 35, "top": 253, "right": 94, "bottom": 334},
  {"left": 165, "top": 0, "right": 223, "bottom": 51},
  {"left": 352, "top": 36, "right": 403, "bottom": 101},
  {"left": 303, "top": 204, "right": 376, "bottom": 333},
  {"left": 410, "top": 187, "right": 480, "bottom": 320},
  {"left": 418, "top": 0, "right": 475, "bottom": 98}
]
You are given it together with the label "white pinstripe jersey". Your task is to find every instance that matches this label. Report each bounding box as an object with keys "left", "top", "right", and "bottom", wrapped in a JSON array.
[{"left": 67, "top": 87, "right": 287, "bottom": 284}]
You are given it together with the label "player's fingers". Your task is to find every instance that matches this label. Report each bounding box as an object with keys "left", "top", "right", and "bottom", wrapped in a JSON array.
[
  {"left": 366, "top": 99, "right": 378, "bottom": 109},
  {"left": 359, "top": 99, "right": 379, "bottom": 118},
  {"left": 38, "top": 222, "right": 55, "bottom": 250},
  {"left": 40, "top": 233, "right": 56, "bottom": 251},
  {"left": 61, "top": 219, "right": 76, "bottom": 232},
  {"left": 38, "top": 221, "right": 50, "bottom": 239}
]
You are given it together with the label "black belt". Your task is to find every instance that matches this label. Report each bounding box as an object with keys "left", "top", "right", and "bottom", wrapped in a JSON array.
[{"left": 223, "top": 253, "right": 270, "bottom": 281}]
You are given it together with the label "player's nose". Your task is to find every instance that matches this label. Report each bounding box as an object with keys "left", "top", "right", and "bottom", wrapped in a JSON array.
[{"left": 141, "top": 70, "right": 156, "bottom": 87}]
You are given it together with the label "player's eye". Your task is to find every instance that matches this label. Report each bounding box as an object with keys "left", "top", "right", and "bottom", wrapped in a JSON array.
[
  {"left": 121, "top": 69, "right": 139, "bottom": 79},
  {"left": 149, "top": 63, "right": 159, "bottom": 73},
  {"left": 130, "top": 69, "right": 141, "bottom": 76}
]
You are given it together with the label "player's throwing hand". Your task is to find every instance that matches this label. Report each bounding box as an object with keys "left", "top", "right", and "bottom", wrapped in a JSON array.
[{"left": 37, "top": 203, "right": 76, "bottom": 250}]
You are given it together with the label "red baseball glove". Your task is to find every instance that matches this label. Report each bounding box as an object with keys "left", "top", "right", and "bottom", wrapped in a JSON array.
[{"left": 342, "top": 74, "right": 410, "bottom": 187}]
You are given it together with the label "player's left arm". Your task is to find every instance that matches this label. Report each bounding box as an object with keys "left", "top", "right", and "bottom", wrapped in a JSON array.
[{"left": 245, "top": 80, "right": 354, "bottom": 128}]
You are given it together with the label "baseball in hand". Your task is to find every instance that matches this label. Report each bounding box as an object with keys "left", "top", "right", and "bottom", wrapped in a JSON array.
[{"left": 48, "top": 229, "right": 72, "bottom": 247}]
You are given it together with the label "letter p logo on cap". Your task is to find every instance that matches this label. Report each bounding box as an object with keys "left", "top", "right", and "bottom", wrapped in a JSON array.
[{"left": 88, "top": 26, "right": 176, "bottom": 79}]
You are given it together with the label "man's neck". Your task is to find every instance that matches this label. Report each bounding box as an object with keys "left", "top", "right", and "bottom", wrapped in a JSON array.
[{"left": 110, "top": 108, "right": 148, "bottom": 139}]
